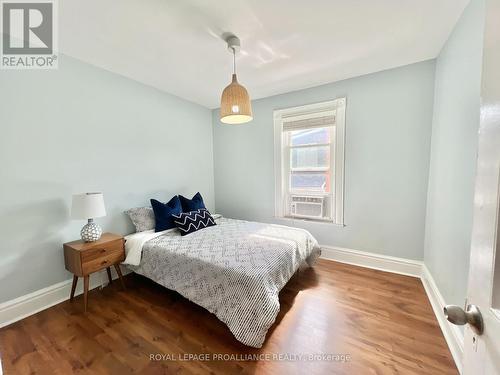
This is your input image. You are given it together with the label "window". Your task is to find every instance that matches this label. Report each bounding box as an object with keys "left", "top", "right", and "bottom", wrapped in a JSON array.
[{"left": 274, "top": 98, "right": 346, "bottom": 224}]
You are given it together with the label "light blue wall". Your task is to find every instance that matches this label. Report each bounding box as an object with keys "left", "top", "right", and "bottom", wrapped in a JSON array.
[
  {"left": 213, "top": 61, "right": 436, "bottom": 260},
  {"left": 0, "top": 55, "right": 214, "bottom": 303},
  {"left": 1, "top": 4, "right": 484, "bottom": 306},
  {"left": 424, "top": 0, "right": 485, "bottom": 307}
]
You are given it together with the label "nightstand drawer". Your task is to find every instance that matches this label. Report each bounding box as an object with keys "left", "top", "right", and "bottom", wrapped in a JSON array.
[
  {"left": 82, "top": 250, "right": 125, "bottom": 274},
  {"left": 81, "top": 239, "right": 123, "bottom": 262}
]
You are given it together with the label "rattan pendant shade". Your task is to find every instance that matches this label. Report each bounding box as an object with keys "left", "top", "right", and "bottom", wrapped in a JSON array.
[
  {"left": 220, "top": 74, "right": 252, "bottom": 124},
  {"left": 220, "top": 35, "right": 252, "bottom": 124}
]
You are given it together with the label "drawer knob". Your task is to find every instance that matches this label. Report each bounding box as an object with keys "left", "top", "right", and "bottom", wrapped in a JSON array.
[{"left": 101, "top": 260, "right": 108, "bottom": 265}]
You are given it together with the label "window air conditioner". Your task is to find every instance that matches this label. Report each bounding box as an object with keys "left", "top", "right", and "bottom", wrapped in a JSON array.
[{"left": 290, "top": 195, "right": 324, "bottom": 219}]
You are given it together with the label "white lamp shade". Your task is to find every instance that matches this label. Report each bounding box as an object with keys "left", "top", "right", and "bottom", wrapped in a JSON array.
[{"left": 71, "top": 193, "right": 106, "bottom": 220}]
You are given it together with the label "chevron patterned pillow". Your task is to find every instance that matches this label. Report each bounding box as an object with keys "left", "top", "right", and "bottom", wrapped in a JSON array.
[{"left": 172, "top": 208, "right": 216, "bottom": 236}]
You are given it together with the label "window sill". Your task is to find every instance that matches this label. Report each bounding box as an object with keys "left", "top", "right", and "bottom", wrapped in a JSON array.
[{"left": 275, "top": 216, "right": 345, "bottom": 227}]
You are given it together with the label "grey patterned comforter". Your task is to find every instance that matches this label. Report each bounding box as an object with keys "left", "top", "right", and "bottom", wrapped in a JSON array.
[{"left": 131, "top": 217, "right": 321, "bottom": 348}]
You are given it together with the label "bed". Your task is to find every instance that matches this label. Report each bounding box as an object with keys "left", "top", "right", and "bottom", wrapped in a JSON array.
[{"left": 123, "top": 215, "right": 321, "bottom": 348}]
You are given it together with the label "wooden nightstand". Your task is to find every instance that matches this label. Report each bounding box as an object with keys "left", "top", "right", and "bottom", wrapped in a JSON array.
[{"left": 64, "top": 233, "right": 126, "bottom": 312}]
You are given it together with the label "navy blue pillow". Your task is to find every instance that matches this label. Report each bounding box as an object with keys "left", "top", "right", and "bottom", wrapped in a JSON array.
[
  {"left": 179, "top": 192, "right": 206, "bottom": 212},
  {"left": 172, "top": 208, "right": 216, "bottom": 236},
  {"left": 150, "top": 196, "right": 182, "bottom": 232}
]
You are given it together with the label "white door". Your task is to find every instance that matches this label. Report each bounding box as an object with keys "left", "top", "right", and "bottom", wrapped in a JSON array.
[{"left": 461, "top": 0, "right": 500, "bottom": 373}]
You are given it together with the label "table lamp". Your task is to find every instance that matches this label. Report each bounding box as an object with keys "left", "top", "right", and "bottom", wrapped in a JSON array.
[{"left": 71, "top": 192, "right": 106, "bottom": 242}]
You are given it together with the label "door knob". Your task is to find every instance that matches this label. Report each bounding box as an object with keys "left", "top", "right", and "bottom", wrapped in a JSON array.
[{"left": 444, "top": 304, "right": 484, "bottom": 335}]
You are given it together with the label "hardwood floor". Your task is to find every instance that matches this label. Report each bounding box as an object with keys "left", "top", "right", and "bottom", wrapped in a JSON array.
[{"left": 0, "top": 260, "right": 458, "bottom": 374}]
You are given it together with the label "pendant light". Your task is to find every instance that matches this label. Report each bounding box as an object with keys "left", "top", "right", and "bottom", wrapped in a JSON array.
[{"left": 220, "top": 35, "right": 253, "bottom": 124}]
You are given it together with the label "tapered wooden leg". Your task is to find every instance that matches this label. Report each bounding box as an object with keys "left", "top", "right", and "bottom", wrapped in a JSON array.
[
  {"left": 83, "top": 275, "right": 89, "bottom": 313},
  {"left": 114, "top": 264, "right": 126, "bottom": 290},
  {"left": 106, "top": 267, "right": 112, "bottom": 284},
  {"left": 70, "top": 275, "right": 78, "bottom": 301}
]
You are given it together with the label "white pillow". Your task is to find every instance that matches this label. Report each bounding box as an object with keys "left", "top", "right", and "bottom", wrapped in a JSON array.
[{"left": 124, "top": 207, "right": 155, "bottom": 232}]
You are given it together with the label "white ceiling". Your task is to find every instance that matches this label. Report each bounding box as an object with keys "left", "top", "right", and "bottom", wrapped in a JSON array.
[{"left": 60, "top": 0, "right": 469, "bottom": 108}]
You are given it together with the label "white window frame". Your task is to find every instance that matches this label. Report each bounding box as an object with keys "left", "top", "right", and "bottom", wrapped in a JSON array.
[{"left": 274, "top": 98, "right": 346, "bottom": 225}]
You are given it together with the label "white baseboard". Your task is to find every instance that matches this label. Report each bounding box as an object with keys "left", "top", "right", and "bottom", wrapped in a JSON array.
[
  {"left": 320, "top": 245, "right": 423, "bottom": 277},
  {"left": 421, "top": 265, "right": 464, "bottom": 374},
  {"left": 1, "top": 247, "right": 463, "bottom": 374},
  {"left": 0, "top": 266, "right": 130, "bottom": 328},
  {"left": 320, "top": 245, "right": 463, "bottom": 373}
]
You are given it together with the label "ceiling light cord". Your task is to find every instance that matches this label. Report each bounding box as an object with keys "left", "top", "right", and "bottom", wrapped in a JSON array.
[{"left": 232, "top": 47, "right": 236, "bottom": 75}]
